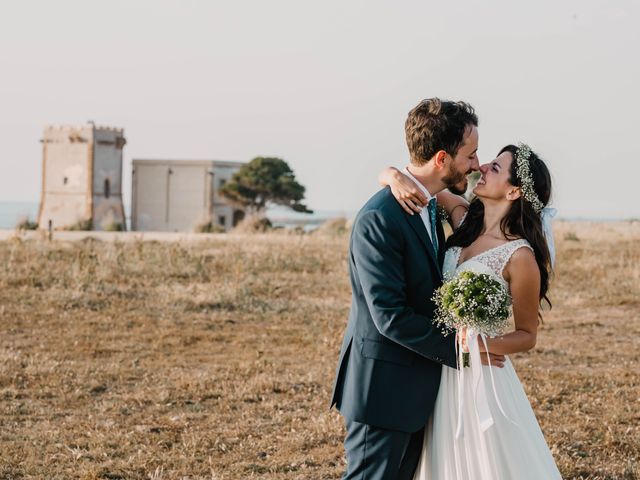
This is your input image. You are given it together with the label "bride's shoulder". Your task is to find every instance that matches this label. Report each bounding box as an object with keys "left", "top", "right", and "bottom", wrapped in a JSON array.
[
  {"left": 509, "top": 237, "right": 533, "bottom": 251},
  {"left": 503, "top": 238, "right": 535, "bottom": 261},
  {"left": 503, "top": 240, "right": 537, "bottom": 278},
  {"left": 509, "top": 241, "right": 535, "bottom": 260}
]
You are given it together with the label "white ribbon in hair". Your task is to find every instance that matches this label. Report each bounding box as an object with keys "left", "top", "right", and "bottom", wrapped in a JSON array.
[{"left": 541, "top": 207, "right": 557, "bottom": 268}]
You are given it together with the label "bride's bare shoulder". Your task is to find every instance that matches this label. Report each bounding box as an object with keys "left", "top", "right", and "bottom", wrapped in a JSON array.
[{"left": 503, "top": 244, "right": 538, "bottom": 283}]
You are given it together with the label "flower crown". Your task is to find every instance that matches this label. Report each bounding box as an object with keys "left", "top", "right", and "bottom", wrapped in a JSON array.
[{"left": 515, "top": 142, "right": 544, "bottom": 213}]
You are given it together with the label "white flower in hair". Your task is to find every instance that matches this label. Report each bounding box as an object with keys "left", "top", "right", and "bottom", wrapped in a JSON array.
[{"left": 515, "top": 142, "right": 545, "bottom": 213}]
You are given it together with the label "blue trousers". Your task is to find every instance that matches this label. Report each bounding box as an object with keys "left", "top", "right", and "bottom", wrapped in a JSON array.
[{"left": 342, "top": 419, "right": 425, "bottom": 480}]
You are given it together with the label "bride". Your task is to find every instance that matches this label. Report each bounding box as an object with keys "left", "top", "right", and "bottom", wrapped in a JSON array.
[{"left": 379, "top": 143, "right": 562, "bottom": 479}]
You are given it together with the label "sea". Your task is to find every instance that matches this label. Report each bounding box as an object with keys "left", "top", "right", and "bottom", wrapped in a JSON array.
[
  {"left": 0, "top": 201, "right": 39, "bottom": 229},
  {"left": 0, "top": 201, "right": 356, "bottom": 231},
  {"left": 1, "top": 200, "right": 632, "bottom": 231}
]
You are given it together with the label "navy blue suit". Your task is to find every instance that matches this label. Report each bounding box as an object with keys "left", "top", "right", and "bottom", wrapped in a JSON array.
[{"left": 331, "top": 187, "right": 457, "bottom": 479}]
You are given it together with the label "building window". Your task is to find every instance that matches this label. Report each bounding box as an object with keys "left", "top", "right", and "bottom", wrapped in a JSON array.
[
  {"left": 63, "top": 177, "right": 68, "bottom": 185},
  {"left": 218, "top": 215, "right": 226, "bottom": 226},
  {"left": 104, "top": 179, "right": 111, "bottom": 198},
  {"left": 219, "top": 178, "right": 226, "bottom": 188}
]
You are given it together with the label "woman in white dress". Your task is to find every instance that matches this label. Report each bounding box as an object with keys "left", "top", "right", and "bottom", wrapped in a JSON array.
[{"left": 379, "top": 143, "right": 562, "bottom": 479}]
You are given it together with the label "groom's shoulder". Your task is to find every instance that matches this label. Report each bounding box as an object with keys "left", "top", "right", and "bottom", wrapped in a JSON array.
[{"left": 354, "top": 187, "right": 406, "bottom": 228}]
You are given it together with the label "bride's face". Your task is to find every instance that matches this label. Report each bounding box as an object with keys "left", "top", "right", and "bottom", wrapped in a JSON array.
[{"left": 473, "top": 151, "right": 516, "bottom": 201}]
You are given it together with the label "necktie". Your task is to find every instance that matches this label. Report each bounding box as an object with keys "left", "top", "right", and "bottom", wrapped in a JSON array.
[{"left": 427, "top": 197, "right": 439, "bottom": 253}]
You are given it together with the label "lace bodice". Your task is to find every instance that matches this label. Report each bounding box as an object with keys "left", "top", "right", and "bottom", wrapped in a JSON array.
[{"left": 442, "top": 239, "right": 533, "bottom": 292}]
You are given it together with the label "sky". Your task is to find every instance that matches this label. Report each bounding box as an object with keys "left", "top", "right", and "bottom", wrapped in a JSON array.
[{"left": 1, "top": 0, "right": 639, "bottom": 220}]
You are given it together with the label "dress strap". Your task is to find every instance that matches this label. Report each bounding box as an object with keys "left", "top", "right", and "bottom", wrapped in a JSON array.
[{"left": 498, "top": 239, "right": 534, "bottom": 276}]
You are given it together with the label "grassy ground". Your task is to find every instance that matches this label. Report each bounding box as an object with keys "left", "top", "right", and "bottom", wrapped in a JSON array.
[{"left": 0, "top": 221, "right": 638, "bottom": 479}]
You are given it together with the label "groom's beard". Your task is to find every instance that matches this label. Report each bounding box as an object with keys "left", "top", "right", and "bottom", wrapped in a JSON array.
[
  {"left": 442, "top": 164, "right": 468, "bottom": 195},
  {"left": 448, "top": 180, "right": 468, "bottom": 196}
]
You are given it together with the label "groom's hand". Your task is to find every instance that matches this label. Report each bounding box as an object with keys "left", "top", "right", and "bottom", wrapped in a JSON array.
[{"left": 480, "top": 353, "right": 506, "bottom": 368}]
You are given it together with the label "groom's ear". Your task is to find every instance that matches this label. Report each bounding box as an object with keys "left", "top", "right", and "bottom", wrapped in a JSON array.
[
  {"left": 433, "top": 150, "right": 448, "bottom": 169},
  {"left": 506, "top": 187, "right": 522, "bottom": 201}
]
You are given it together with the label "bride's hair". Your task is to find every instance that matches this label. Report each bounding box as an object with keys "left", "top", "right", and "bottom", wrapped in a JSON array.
[{"left": 446, "top": 144, "right": 553, "bottom": 309}]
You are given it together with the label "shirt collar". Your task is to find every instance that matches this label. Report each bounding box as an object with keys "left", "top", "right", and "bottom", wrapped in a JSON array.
[{"left": 402, "top": 167, "right": 434, "bottom": 201}]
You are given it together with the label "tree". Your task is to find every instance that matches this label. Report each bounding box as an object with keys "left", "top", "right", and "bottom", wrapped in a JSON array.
[{"left": 219, "top": 157, "right": 313, "bottom": 214}]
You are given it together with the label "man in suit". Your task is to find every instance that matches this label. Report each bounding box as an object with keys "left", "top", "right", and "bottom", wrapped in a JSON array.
[{"left": 331, "top": 98, "right": 493, "bottom": 479}]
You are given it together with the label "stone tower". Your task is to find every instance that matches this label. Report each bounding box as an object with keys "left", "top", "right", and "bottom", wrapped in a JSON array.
[{"left": 37, "top": 123, "right": 127, "bottom": 231}]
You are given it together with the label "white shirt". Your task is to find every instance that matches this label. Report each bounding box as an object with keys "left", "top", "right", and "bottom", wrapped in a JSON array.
[{"left": 402, "top": 167, "right": 436, "bottom": 242}]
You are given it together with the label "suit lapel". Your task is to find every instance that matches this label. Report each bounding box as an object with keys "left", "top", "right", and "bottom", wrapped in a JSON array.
[{"left": 405, "top": 213, "right": 442, "bottom": 277}]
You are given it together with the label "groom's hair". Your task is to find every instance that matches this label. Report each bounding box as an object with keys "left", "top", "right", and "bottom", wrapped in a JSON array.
[{"left": 405, "top": 98, "right": 478, "bottom": 166}]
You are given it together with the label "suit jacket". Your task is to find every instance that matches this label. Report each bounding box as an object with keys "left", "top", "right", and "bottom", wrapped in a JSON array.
[{"left": 330, "top": 187, "right": 457, "bottom": 433}]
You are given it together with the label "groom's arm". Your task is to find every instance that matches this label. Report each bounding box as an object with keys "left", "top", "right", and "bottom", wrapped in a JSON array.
[{"left": 351, "top": 209, "right": 457, "bottom": 369}]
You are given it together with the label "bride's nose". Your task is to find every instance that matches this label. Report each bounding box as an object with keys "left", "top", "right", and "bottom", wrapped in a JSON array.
[{"left": 479, "top": 164, "right": 489, "bottom": 174}]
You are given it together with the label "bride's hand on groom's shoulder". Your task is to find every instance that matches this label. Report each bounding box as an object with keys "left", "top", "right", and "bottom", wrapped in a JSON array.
[{"left": 378, "top": 166, "right": 426, "bottom": 215}]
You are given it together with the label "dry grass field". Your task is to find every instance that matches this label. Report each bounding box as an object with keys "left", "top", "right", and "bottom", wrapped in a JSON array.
[{"left": 0, "top": 220, "right": 638, "bottom": 479}]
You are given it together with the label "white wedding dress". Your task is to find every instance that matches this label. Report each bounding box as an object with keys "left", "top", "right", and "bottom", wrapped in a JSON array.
[{"left": 414, "top": 239, "right": 562, "bottom": 480}]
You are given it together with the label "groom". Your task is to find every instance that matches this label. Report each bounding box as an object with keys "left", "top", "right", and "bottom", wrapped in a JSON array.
[{"left": 331, "top": 98, "right": 485, "bottom": 479}]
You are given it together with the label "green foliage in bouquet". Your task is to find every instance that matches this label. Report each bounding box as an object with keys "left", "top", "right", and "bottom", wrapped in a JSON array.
[{"left": 432, "top": 271, "right": 511, "bottom": 336}]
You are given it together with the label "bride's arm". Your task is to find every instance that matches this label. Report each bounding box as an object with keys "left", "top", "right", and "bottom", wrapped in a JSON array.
[
  {"left": 435, "top": 190, "right": 469, "bottom": 230},
  {"left": 480, "top": 248, "right": 541, "bottom": 355},
  {"left": 379, "top": 166, "right": 470, "bottom": 229},
  {"left": 378, "top": 166, "right": 427, "bottom": 215}
]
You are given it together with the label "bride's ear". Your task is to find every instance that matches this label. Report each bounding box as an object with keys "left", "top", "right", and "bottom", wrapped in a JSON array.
[{"left": 506, "top": 187, "right": 522, "bottom": 201}]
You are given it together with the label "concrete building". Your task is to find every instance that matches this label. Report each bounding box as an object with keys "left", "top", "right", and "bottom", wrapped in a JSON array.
[
  {"left": 37, "top": 123, "right": 126, "bottom": 231},
  {"left": 131, "top": 159, "right": 245, "bottom": 232}
]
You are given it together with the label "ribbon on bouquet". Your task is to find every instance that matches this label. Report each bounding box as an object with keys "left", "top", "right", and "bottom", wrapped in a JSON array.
[{"left": 454, "top": 329, "right": 519, "bottom": 440}]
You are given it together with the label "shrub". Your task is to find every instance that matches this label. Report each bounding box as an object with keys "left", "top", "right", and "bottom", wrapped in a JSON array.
[
  {"left": 66, "top": 218, "right": 93, "bottom": 231},
  {"left": 16, "top": 218, "right": 38, "bottom": 230},
  {"left": 313, "top": 217, "right": 350, "bottom": 236},
  {"left": 104, "top": 222, "right": 125, "bottom": 232},
  {"left": 232, "top": 215, "right": 273, "bottom": 233},
  {"left": 194, "top": 221, "right": 225, "bottom": 233},
  {"left": 564, "top": 231, "right": 579, "bottom": 241}
]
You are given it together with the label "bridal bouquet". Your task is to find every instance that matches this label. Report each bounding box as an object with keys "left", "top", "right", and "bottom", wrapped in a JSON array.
[
  {"left": 432, "top": 271, "right": 512, "bottom": 337},
  {"left": 433, "top": 271, "right": 512, "bottom": 367}
]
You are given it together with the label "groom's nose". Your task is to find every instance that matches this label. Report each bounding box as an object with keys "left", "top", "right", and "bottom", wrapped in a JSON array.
[{"left": 471, "top": 156, "right": 480, "bottom": 171}]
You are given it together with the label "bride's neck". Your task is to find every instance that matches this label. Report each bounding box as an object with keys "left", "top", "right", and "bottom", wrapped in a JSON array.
[{"left": 481, "top": 201, "right": 511, "bottom": 238}]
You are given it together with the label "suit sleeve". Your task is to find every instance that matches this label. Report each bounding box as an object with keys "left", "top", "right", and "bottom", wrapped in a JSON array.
[{"left": 351, "top": 209, "right": 457, "bottom": 369}]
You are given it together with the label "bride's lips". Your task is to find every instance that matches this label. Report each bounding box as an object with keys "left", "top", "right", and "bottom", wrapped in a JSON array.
[{"left": 476, "top": 176, "right": 486, "bottom": 185}]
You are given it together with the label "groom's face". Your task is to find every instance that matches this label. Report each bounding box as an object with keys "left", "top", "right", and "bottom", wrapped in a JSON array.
[{"left": 442, "top": 125, "right": 479, "bottom": 191}]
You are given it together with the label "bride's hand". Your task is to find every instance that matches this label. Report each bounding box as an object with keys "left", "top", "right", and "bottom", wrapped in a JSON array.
[
  {"left": 458, "top": 327, "right": 506, "bottom": 368},
  {"left": 458, "top": 326, "right": 470, "bottom": 353},
  {"left": 481, "top": 352, "right": 506, "bottom": 368},
  {"left": 378, "top": 166, "right": 427, "bottom": 215},
  {"left": 478, "top": 336, "right": 506, "bottom": 368}
]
